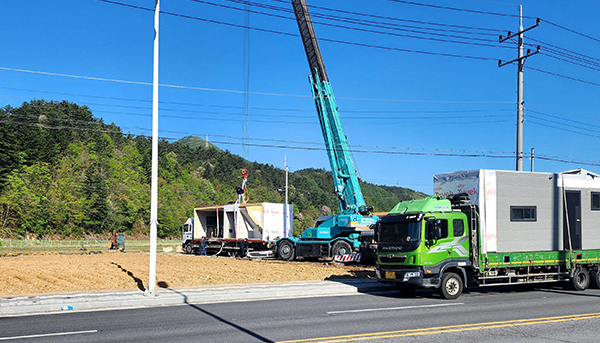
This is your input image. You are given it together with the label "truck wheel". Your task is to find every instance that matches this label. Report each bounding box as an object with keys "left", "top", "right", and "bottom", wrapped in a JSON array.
[
  {"left": 394, "top": 283, "right": 416, "bottom": 296},
  {"left": 591, "top": 268, "right": 600, "bottom": 289},
  {"left": 332, "top": 240, "right": 352, "bottom": 256},
  {"left": 571, "top": 268, "right": 590, "bottom": 291},
  {"left": 278, "top": 240, "right": 295, "bottom": 261},
  {"left": 440, "top": 272, "right": 463, "bottom": 300},
  {"left": 184, "top": 243, "right": 193, "bottom": 254}
]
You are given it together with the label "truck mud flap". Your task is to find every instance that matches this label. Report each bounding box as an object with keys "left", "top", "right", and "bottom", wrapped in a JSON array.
[{"left": 334, "top": 253, "right": 361, "bottom": 262}]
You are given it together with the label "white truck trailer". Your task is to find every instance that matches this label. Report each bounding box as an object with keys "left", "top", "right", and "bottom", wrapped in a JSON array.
[
  {"left": 182, "top": 202, "right": 293, "bottom": 257},
  {"left": 376, "top": 168, "right": 600, "bottom": 299}
]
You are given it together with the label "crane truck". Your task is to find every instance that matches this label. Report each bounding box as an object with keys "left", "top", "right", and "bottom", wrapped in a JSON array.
[
  {"left": 274, "top": 0, "right": 378, "bottom": 262},
  {"left": 376, "top": 169, "right": 600, "bottom": 299}
]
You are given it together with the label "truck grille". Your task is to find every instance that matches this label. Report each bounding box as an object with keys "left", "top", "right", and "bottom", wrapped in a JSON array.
[{"left": 379, "top": 255, "right": 407, "bottom": 263}]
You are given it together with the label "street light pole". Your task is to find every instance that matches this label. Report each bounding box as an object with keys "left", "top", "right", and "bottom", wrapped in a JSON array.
[{"left": 146, "top": 0, "right": 160, "bottom": 297}]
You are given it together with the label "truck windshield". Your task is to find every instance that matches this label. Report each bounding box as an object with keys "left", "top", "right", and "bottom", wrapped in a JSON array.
[{"left": 379, "top": 221, "right": 421, "bottom": 243}]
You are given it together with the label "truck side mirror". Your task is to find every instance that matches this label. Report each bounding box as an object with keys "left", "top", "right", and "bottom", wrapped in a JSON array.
[
  {"left": 426, "top": 219, "right": 441, "bottom": 243},
  {"left": 434, "top": 227, "right": 441, "bottom": 240}
]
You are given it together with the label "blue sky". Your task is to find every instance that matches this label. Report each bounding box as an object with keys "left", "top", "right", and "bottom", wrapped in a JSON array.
[{"left": 1, "top": 0, "right": 599, "bottom": 195}]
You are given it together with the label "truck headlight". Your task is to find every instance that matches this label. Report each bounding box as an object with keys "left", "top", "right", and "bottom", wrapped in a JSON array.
[{"left": 403, "top": 271, "right": 421, "bottom": 281}]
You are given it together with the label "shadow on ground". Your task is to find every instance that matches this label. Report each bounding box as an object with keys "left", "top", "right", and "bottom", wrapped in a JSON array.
[{"left": 110, "top": 262, "right": 146, "bottom": 292}]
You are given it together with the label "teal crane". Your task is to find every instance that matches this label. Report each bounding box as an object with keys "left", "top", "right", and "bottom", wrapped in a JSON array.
[{"left": 275, "top": 0, "right": 377, "bottom": 261}]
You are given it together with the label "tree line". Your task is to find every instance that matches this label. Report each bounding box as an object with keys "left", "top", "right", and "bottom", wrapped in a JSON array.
[{"left": 0, "top": 100, "right": 426, "bottom": 239}]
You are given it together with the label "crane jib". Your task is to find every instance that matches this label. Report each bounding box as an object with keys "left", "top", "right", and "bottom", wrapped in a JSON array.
[{"left": 292, "top": 0, "right": 368, "bottom": 214}]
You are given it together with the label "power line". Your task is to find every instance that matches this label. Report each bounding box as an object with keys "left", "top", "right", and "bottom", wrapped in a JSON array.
[
  {"left": 543, "top": 19, "right": 600, "bottom": 44},
  {"left": 0, "top": 66, "right": 513, "bottom": 103},
  {"left": 528, "top": 113, "right": 600, "bottom": 135},
  {"left": 0, "top": 86, "right": 514, "bottom": 112},
  {"left": 528, "top": 109, "right": 600, "bottom": 130},
  {"left": 0, "top": 117, "right": 511, "bottom": 155},
  {"left": 528, "top": 103, "right": 600, "bottom": 122},
  {"left": 266, "top": 0, "right": 504, "bottom": 33},
  {"left": 384, "top": 0, "right": 533, "bottom": 19},
  {"left": 0, "top": 112, "right": 514, "bottom": 154},
  {"left": 97, "top": 0, "right": 498, "bottom": 61},
  {"left": 526, "top": 66, "right": 600, "bottom": 87},
  {"left": 528, "top": 119, "right": 600, "bottom": 139},
  {"left": 4, "top": 115, "right": 600, "bottom": 167},
  {"left": 540, "top": 52, "right": 600, "bottom": 72},
  {"left": 192, "top": 0, "right": 509, "bottom": 49},
  {"left": 528, "top": 38, "right": 600, "bottom": 64}
]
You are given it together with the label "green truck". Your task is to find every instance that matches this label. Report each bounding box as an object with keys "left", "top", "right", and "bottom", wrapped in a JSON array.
[{"left": 376, "top": 169, "right": 600, "bottom": 299}]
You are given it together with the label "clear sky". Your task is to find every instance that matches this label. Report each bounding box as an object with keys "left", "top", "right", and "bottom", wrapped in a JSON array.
[{"left": 1, "top": 0, "right": 599, "bottom": 195}]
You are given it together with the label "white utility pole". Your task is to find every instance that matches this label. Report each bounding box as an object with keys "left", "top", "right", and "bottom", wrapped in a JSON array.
[
  {"left": 147, "top": 0, "right": 160, "bottom": 297},
  {"left": 499, "top": 6, "right": 540, "bottom": 172}
]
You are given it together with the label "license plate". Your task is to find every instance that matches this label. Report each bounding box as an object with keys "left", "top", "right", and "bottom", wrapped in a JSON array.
[{"left": 385, "top": 271, "right": 396, "bottom": 279}]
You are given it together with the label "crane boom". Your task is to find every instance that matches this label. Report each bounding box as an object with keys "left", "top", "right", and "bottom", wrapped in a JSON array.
[{"left": 291, "top": 0, "right": 368, "bottom": 215}]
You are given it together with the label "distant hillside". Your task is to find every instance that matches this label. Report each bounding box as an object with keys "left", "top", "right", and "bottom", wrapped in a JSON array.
[
  {"left": 0, "top": 100, "right": 426, "bottom": 239},
  {"left": 178, "top": 136, "right": 220, "bottom": 150}
]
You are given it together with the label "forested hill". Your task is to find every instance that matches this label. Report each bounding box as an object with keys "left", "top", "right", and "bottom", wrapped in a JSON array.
[{"left": 0, "top": 100, "right": 426, "bottom": 239}]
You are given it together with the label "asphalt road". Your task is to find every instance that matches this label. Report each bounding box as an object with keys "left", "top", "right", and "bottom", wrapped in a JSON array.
[{"left": 2, "top": 285, "right": 600, "bottom": 342}]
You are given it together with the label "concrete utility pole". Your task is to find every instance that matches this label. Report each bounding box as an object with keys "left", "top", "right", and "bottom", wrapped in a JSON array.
[
  {"left": 147, "top": 0, "right": 160, "bottom": 297},
  {"left": 284, "top": 155, "right": 289, "bottom": 208},
  {"left": 531, "top": 147, "right": 535, "bottom": 172},
  {"left": 284, "top": 155, "right": 289, "bottom": 235},
  {"left": 499, "top": 6, "right": 540, "bottom": 171}
]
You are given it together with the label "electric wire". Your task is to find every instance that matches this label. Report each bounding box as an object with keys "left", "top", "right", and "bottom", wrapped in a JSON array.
[
  {"left": 0, "top": 86, "right": 516, "bottom": 111},
  {"left": 4, "top": 116, "right": 600, "bottom": 167},
  {"left": 540, "top": 52, "right": 600, "bottom": 73},
  {"left": 383, "top": 0, "right": 534, "bottom": 19},
  {"left": 528, "top": 103, "right": 600, "bottom": 122},
  {"left": 0, "top": 66, "right": 514, "bottom": 103},
  {"left": 526, "top": 66, "right": 600, "bottom": 87},
  {"left": 265, "top": 0, "right": 504, "bottom": 33},
  {"left": 192, "top": 0, "right": 508, "bottom": 48},
  {"left": 543, "top": 19, "right": 600, "bottom": 44},
  {"left": 96, "top": 0, "right": 498, "bottom": 61},
  {"left": 190, "top": 0, "right": 511, "bottom": 49},
  {"left": 528, "top": 38, "right": 600, "bottom": 64}
]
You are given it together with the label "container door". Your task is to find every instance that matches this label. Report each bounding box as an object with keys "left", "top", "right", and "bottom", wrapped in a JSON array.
[{"left": 564, "top": 191, "right": 582, "bottom": 250}]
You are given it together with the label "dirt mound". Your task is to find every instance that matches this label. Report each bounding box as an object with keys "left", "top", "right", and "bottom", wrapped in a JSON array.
[{"left": 0, "top": 252, "right": 374, "bottom": 296}]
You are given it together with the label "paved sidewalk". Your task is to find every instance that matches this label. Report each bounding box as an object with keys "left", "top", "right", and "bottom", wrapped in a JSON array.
[{"left": 0, "top": 279, "right": 394, "bottom": 316}]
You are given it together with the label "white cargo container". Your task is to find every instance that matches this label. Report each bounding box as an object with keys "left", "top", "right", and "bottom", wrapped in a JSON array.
[
  {"left": 182, "top": 202, "right": 293, "bottom": 256},
  {"left": 433, "top": 169, "right": 600, "bottom": 254}
]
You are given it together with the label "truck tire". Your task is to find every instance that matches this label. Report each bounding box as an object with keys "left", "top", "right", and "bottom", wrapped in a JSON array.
[
  {"left": 394, "top": 283, "right": 416, "bottom": 296},
  {"left": 571, "top": 268, "right": 590, "bottom": 291},
  {"left": 332, "top": 240, "right": 352, "bottom": 257},
  {"left": 591, "top": 268, "right": 600, "bottom": 289},
  {"left": 440, "top": 272, "right": 463, "bottom": 300},
  {"left": 278, "top": 240, "right": 295, "bottom": 261},
  {"left": 184, "top": 243, "right": 193, "bottom": 254}
]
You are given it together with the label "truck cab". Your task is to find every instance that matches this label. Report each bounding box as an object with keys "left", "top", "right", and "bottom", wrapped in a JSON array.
[
  {"left": 182, "top": 218, "right": 194, "bottom": 254},
  {"left": 375, "top": 197, "right": 473, "bottom": 299}
]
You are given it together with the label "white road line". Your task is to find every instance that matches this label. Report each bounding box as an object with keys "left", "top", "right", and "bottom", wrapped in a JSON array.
[
  {"left": 327, "top": 302, "right": 464, "bottom": 314},
  {"left": 0, "top": 330, "right": 97, "bottom": 341}
]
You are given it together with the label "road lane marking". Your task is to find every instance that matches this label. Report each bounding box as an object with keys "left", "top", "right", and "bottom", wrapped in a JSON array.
[
  {"left": 0, "top": 330, "right": 97, "bottom": 341},
  {"left": 276, "top": 312, "right": 600, "bottom": 343},
  {"left": 327, "top": 302, "right": 464, "bottom": 314}
]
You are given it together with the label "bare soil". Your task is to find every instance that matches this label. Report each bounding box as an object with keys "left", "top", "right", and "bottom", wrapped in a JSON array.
[{"left": 0, "top": 252, "right": 375, "bottom": 296}]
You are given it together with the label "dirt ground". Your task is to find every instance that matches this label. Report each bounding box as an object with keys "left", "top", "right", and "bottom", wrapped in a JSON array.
[{"left": 0, "top": 252, "right": 375, "bottom": 296}]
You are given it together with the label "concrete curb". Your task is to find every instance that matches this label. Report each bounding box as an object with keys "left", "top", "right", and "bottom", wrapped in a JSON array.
[{"left": 0, "top": 279, "right": 394, "bottom": 316}]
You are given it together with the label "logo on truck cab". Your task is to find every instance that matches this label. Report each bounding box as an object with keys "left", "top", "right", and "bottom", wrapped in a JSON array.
[{"left": 381, "top": 245, "right": 403, "bottom": 251}]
